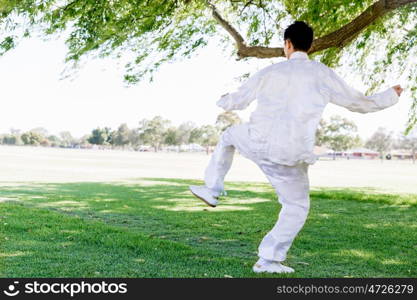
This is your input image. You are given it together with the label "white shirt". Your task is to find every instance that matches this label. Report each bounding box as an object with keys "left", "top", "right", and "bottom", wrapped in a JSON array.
[{"left": 216, "top": 51, "right": 399, "bottom": 166}]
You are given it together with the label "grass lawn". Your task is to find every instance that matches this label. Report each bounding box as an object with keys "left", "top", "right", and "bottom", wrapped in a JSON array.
[{"left": 0, "top": 178, "right": 416, "bottom": 278}]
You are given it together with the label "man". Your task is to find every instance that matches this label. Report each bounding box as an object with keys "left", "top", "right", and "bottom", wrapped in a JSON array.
[{"left": 190, "top": 21, "right": 403, "bottom": 274}]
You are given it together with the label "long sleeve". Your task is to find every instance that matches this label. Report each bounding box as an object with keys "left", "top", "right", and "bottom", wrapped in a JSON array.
[
  {"left": 216, "top": 69, "right": 266, "bottom": 111},
  {"left": 323, "top": 68, "right": 399, "bottom": 113}
]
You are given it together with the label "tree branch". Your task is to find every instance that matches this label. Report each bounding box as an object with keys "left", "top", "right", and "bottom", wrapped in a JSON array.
[
  {"left": 209, "top": 3, "right": 245, "bottom": 48},
  {"left": 208, "top": 1, "right": 284, "bottom": 58},
  {"left": 209, "top": 0, "right": 417, "bottom": 59}
]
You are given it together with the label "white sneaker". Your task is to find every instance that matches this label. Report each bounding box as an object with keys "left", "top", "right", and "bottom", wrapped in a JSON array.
[
  {"left": 253, "top": 259, "right": 294, "bottom": 274},
  {"left": 189, "top": 185, "right": 218, "bottom": 207}
]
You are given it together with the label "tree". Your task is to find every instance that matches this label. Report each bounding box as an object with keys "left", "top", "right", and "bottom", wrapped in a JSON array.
[
  {"left": 190, "top": 127, "right": 203, "bottom": 144},
  {"left": 196, "top": 125, "right": 219, "bottom": 154},
  {"left": 21, "top": 131, "right": 44, "bottom": 145},
  {"left": 60, "top": 131, "right": 75, "bottom": 147},
  {"left": 1, "top": 134, "right": 18, "bottom": 145},
  {"left": 177, "top": 122, "right": 197, "bottom": 145},
  {"left": 163, "top": 122, "right": 199, "bottom": 151},
  {"left": 138, "top": 116, "right": 171, "bottom": 152},
  {"left": 88, "top": 127, "right": 112, "bottom": 146},
  {"left": 1, "top": 1, "right": 416, "bottom": 131},
  {"left": 47, "top": 135, "right": 61, "bottom": 147},
  {"left": 365, "top": 127, "right": 393, "bottom": 160},
  {"left": 128, "top": 128, "right": 142, "bottom": 148},
  {"left": 164, "top": 127, "right": 180, "bottom": 150},
  {"left": 30, "top": 127, "right": 49, "bottom": 137},
  {"left": 320, "top": 115, "right": 360, "bottom": 159},
  {"left": 315, "top": 119, "right": 328, "bottom": 147},
  {"left": 216, "top": 111, "right": 242, "bottom": 132},
  {"left": 8, "top": 128, "right": 23, "bottom": 145},
  {"left": 398, "top": 130, "right": 417, "bottom": 163},
  {"left": 112, "top": 123, "right": 131, "bottom": 147},
  {"left": 79, "top": 135, "right": 91, "bottom": 148}
]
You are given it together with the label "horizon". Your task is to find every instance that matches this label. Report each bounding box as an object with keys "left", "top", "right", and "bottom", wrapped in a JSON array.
[{"left": 0, "top": 113, "right": 411, "bottom": 142}]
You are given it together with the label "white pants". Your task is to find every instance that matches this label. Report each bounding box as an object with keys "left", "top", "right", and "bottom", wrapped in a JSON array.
[{"left": 204, "top": 124, "right": 310, "bottom": 262}]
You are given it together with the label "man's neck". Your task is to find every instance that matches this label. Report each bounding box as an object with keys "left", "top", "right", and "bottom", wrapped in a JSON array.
[{"left": 288, "top": 51, "right": 309, "bottom": 60}]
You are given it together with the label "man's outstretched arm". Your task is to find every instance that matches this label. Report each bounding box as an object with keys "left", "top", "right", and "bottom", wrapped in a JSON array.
[
  {"left": 216, "top": 69, "right": 266, "bottom": 111},
  {"left": 323, "top": 68, "right": 402, "bottom": 113}
]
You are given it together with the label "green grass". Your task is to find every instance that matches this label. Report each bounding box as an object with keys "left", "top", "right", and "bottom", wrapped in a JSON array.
[{"left": 0, "top": 178, "right": 416, "bottom": 278}]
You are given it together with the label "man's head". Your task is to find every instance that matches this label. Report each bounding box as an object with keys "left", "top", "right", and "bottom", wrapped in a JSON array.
[{"left": 283, "top": 21, "right": 314, "bottom": 59}]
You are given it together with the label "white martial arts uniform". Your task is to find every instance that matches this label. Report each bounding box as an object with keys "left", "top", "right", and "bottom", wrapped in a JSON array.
[{"left": 204, "top": 51, "right": 399, "bottom": 262}]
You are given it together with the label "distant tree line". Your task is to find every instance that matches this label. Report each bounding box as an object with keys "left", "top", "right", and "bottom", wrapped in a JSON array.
[
  {"left": 316, "top": 115, "right": 361, "bottom": 159},
  {"left": 316, "top": 115, "right": 417, "bottom": 162},
  {"left": 1, "top": 113, "right": 416, "bottom": 161},
  {"left": 0, "top": 112, "right": 242, "bottom": 154},
  {"left": 365, "top": 127, "right": 417, "bottom": 163}
]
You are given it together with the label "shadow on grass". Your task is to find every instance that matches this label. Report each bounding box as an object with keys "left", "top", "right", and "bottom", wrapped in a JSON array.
[{"left": 0, "top": 177, "right": 416, "bottom": 277}]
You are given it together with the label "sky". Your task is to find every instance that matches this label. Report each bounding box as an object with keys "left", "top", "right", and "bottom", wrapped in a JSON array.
[{"left": 0, "top": 35, "right": 412, "bottom": 139}]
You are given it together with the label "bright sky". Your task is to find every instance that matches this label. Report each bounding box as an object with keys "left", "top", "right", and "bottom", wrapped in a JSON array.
[{"left": 0, "top": 35, "right": 411, "bottom": 139}]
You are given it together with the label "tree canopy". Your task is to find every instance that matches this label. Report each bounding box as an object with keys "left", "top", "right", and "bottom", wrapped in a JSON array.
[
  {"left": 317, "top": 115, "right": 361, "bottom": 158},
  {"left": 216, "top": 111, "right": 241, "bottom": 132},
  {"left": 1, "top": 0, "right": 416, "bottom": 130},
  {"left": 366, "top": 127, "right": 394, "bottom": 159}
]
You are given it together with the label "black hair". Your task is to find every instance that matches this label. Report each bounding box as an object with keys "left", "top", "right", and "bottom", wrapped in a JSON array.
[{"left": 284, "top": 21, "right": 314, "bottom": 52}]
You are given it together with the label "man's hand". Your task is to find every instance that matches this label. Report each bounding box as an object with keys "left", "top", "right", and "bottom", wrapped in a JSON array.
[{"left": 392, "top": 85, "right": 403, "bottom": 97}]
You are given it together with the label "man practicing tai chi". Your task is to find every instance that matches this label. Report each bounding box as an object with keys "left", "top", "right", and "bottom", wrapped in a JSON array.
[{"left": 190, "top": 21, "right": 403, "bottom": 274}]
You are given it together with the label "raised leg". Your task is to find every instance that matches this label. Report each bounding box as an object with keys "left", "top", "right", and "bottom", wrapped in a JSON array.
[{"left": 203, "top": 129, "right": 236, "bottom": 197}]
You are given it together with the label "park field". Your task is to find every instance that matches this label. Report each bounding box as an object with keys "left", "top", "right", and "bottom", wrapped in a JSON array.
[{"left": 0, "top": 146, "right": 416, "bottom": 277}]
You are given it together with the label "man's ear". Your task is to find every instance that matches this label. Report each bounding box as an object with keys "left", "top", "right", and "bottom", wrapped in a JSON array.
[
  {"left": 284, "top": 39, "right": 290, "bottom": 49},
  {"left": 285, "top": 39, "right": 294, "bottom": 51}
]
